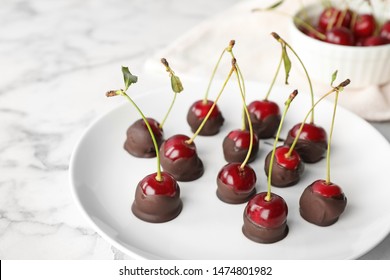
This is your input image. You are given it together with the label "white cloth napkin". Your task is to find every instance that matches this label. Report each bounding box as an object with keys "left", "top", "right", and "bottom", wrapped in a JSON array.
[{"left": 144, "top": 0, "right": 390, "bottom": 121}]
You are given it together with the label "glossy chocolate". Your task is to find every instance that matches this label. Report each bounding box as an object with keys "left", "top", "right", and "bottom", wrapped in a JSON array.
[
  {"left": 124, "top": 118, "right": 163, "bottom": 158},
  {"left": 187, "top": 100, "right": 224, "bottom": 136},
  {"left": 131, "top": 173, "right": 183, "bottom": 223},
  {"left": 300, "top": 182, "right": 347, "bottom": 226},
  {"left": 264, "top": 149, "right": 304, "bottom": 187}
]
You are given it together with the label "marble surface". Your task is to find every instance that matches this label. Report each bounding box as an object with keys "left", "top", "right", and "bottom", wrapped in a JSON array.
[{"left": 1, "top": 0, "right": 389, "bottom": 260}]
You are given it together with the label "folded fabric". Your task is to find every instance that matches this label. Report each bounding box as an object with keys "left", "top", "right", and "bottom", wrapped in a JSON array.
[{"left": 144, "top": 0, "right": 390, "bottom": 121}]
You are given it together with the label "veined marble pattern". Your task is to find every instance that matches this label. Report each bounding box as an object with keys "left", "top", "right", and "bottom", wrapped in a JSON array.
[{"left": 1, "top": 0, "right": 389, "bottom": 259}]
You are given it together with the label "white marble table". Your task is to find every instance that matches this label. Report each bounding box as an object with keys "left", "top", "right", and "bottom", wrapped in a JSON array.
[{"left": 1, "top": 0, "right": 389, "bottom": 259}]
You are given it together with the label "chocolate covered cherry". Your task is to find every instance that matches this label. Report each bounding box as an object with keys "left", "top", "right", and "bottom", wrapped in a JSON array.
[
  {"left": 242, "top": 192, "right": 288, "bottom": 243},
  {"left": 132, "top": 172, "right": 183, "bottom": 223},
  {"left": 187, "top": 99, "right": 224, "bottom": 136},
  {"left": 160, "top": 134, "right": 204, "bottom": 181},
  {"left": 284, "top": 122, "right": 327, "bottom": 163},
  {"left": 264, "top": 145, "right": 304, "bottom": 187},
  {"left": 222, "top": 129, "right": 259, "bottom": 163},
  {"left": 300, "top": 180, "right": 347, "bottom": 226},
  {"left": 245, "top": 100, "right": 281, "bottom": 139},
  {"left": 124, "top": 118, "right": 163, "bottom": 158},
  {"left": 216, "top": 163, "right": 256, "bottom": 204}
]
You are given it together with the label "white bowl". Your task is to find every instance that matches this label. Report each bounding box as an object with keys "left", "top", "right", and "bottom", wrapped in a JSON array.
[{"left": 289, "top": 3, "right": 390, "bottom": 88}]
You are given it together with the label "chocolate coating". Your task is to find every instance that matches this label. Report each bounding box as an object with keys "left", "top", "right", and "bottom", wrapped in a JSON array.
[
  {"left": 300, "top": 185, "right": 347, "bottom": 226},
  {"left": 222, "top": 136, "right": 259, "bottom": 163},
  {"left": 216, "top": 165, "right": 256, "bottom": 204},
  {"left": 187, "top": 105, "right": 224, "bottom": 136},
  {"left": 160, "top": 142, "right": 204, "bottom": 182},
  {"left": 264, "top": 151, "right": 304, "bottom": 187},
  {"left": 246, "top": 113, "right": 281, "bottom": 139},
  {"left": 131, "top": 179, "right": 182, "bottom": 223},
  {"left": 284, "top": 134, "right": 327, "bottom": 163},
  {"left": 124, "top": 118, "right": 163, "bottom": 158},
  {"left": 242, "top": 214, "right": 288, "bottom": 244}
]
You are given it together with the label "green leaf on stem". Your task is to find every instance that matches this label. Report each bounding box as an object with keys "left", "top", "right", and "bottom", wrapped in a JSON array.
[
  {"left": 171, "top": 75, "right": 183, "bottom": 93},
  {"left": 282, "top": 45, "right": 291, "bottom": 85},
  {"left": 122, "top": 66, "right": 138, "bottom": 91},
  {"left": 331, "top": 70, "right": 338, "bottom": 87}
]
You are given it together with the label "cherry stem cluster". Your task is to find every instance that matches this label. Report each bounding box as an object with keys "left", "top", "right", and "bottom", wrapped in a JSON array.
[
  {"left": 266, "top": 90, "right": 298, "bottom": 201},
  {"left": 106, "top": 89, "right": 163, "bottom": 182},
  {"left": 271, "top": 32, "right": 315, "bottom": 124}
]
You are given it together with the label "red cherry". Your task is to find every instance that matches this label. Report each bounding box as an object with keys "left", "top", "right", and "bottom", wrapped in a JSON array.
[
  {"left": 380, "top": 20, "right": 390, "bottom": 41},
  {"left": 227, "top": 129, "right": 258, "bottom": 149},
  {"left": 245, "top": 192, "right": 288, "bottom": 228},
  {"left": 353, "top": 14, "right": 376, "bottom": 38},
  {"left": 162, "top": 134, "right": 195, "bottom": 161},
  {"left": 318, "top": 7, "right": 352, "bottom": 30},
  {"left": 247, "top": 100, "right": 280, "bottom": 120},
  {"left": 189, "top": 99, "right": 220, "bottom": 119},
  {"left": 217, "top": 163, "right": 256, "bottom": 192},
  {"left": 289, "top": 122, "right": 327, "bottom": 142},
  {"left": 138, "top": 172, "right": 178, "bottom": 197},
  {"left": 274, "top": 145, "right": 301, "bottom": 170},
  {"left": 362, "top": 35, "right": 390, "bottom": 46},
  {"left": 311, "top": 179, "right": 344, "bottom": 198},
  {"left": 326, "top": 27, "right": 355, "bottom": 46}
]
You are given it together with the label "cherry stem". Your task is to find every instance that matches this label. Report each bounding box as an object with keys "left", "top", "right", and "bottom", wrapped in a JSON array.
[
  {"left": 187, "top": 65, "right": 234, "bottom": 145},
  {"left": 159, "top": 58, "right": 180, "bottom": 129},
  {"left": 326, "top": 90, "right": 339, "bottom": 184},
  {"left": 232, "top": 61, "right": 253, "bottom": 170},
  {"left": 272, "top": 32, "right": 315, "bottom": 124},
  {"left": 266, "top": 90, "right": 298, "bottom": 201},
  {"left": 159, "top": 92, "right": 177, "bottom": 129},
  {"left": 226, "top": 42, "right": 247, "bottom": 130},
  {"left": 203, "top": 40, "right": 235, "bottom": 104},
  {"left": 264, "top": 53, "right": 283, "bottom": 101},
  {"left": 285, "top": 79, "right": 350, "bottom": 158},
  {"left": 106, "top": 90, "right": 163, "bottom": 182}
]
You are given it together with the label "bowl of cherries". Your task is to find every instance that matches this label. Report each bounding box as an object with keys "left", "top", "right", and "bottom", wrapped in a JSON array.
[{"left": 289, "top": 0, "right": 390, "bottom": 88}]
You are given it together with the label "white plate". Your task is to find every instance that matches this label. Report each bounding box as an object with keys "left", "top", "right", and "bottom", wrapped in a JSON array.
[{"left": 69, "top": 80, "right": 390, "bottom": 259}]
